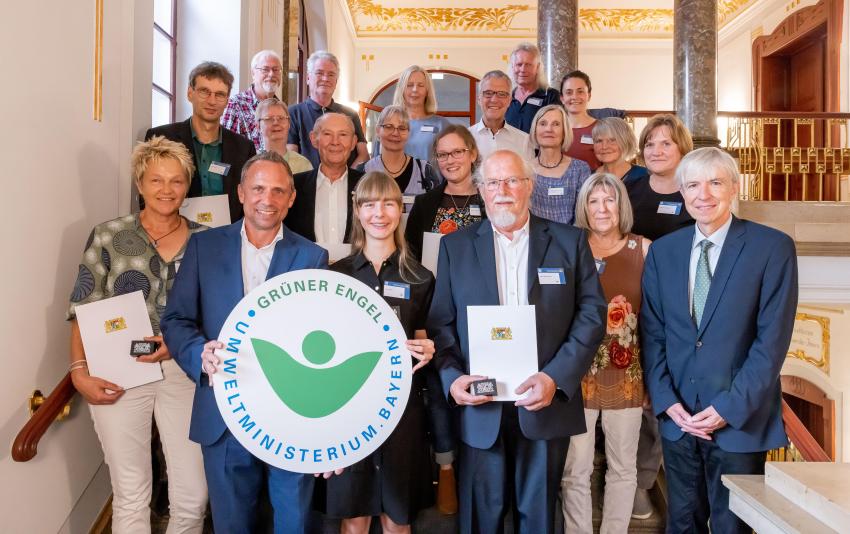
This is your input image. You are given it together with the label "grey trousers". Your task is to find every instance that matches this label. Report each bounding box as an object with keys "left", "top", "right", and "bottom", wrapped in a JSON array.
[{"left": 636, "top": 406, "right": 663, "bottom": 490}]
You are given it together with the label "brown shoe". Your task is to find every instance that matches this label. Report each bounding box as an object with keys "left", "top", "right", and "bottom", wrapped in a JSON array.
[{"left": 436, "top": 466, "right": 458, "bottom": 515}]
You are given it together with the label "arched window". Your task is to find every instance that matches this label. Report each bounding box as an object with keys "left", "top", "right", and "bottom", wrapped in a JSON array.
[{"left": 359, "top": 69, "right": 481, "bottom": 149}]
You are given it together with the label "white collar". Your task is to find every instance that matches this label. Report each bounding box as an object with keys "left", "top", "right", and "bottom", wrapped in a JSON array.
[
  {"left": 317, "top": 166, "right": 348, "bottom": 187},
  {"left": 493, "top": 215, "right": 531, "bottom": 242},
  {"left": 240, "top": 220, "right": 284, "bottom": 250},
  {"left": 692, "top": 214, "right": 733, "bottom": 250}
]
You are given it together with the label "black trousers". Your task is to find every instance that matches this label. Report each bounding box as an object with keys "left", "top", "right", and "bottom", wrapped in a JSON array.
[
  {"left": 457, "top": 404, "right": 569, "bottom": 534},
  {"left": 662, "top": 433, "right": 765, "bottom": 534}
]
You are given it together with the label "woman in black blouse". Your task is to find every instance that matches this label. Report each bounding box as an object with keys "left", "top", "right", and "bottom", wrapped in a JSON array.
[
  {"left": 322, "top": 171, "right": 440, "bottom": 533},
  {"left": 404, "top": 124, "right": 487, "bottom": 260}
]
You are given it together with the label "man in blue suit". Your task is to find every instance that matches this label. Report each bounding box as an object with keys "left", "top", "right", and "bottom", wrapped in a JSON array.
[
  {"left": 641, "top": 147, "right": 798, "bottom": 533},
  {"left": 427, "top": 150, "right": 606, "bottom": 533},
  {"left": 161, "top": 151, "right": 329, "bottom": 533}
]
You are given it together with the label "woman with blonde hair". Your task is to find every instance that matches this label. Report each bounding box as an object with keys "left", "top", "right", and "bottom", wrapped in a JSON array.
[
  {"left": 321, "top": 172, "right": 441, "bottom": 533},
  {"left": 529, "top": 104, "right": 592, "bottom": 224},
  {"left": 592, "top": 117, "right": 648, "bottom": 182},
  {"left": 562, "top": 172, "right": 651, "bottom": 534},
  {"left": 391, "top": 65, "right": 451, "bottom": 161},
  {"left": 67, "top": 136, "right": 208, "bottom": 532}
]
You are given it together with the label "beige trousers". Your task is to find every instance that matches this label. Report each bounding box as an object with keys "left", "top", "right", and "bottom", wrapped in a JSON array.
[
  {"left": 561, "top": 407, "right": 642, "bottom": 534},
  {"left": 89, "top": 359, "right": 207, "bottom": 534}
]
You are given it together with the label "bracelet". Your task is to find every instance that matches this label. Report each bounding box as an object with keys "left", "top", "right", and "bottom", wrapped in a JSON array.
[
  {"left": 69, "top": 359, "right": 87, "bottom": 369},
  {"left": 69, "top": 362, "right": 88, "bottom": 373}
]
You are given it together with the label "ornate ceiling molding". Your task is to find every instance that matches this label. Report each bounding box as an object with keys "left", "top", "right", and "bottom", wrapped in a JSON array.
[{"left": 344, "top": 0, "right": 756, "bottom": 38}]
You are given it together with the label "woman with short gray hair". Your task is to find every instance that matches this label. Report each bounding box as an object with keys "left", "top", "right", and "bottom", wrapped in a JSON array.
[
  {"left": 255, "top": 98, "right": 313, "bottom": 174},
  {"left": 593, "top": 117, "right": 648, "bottom": 182},
  {"left": 562, "top": 172, "right": 651, "bottom": 534}
]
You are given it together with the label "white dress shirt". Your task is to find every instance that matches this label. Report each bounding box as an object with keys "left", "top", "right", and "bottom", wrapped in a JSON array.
[
  {"left": 469, "top": 120, "right": 535, "bottom": 162},
  {"left": 240, "top": 221, "right": 284, "bottom": 295},
  {"left": 493, "top": 217, "right": 531, "bottom": 306},
  {"left": 314, "top": 166, "right": 349, "bottom": 244},
  {"left": 688, "top": 215, "right": 733, "bottom": 311}
]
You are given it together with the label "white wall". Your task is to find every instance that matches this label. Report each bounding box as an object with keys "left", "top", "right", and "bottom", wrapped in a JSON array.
[{"left": 0, "top": 0, "right": 152, "bottom": 531}]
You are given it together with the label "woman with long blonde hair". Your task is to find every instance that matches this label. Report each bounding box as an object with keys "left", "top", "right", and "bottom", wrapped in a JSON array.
[
  {"left": 390, "top": 65, "right": 450, "bottom": 161},
  {"left": 320, "top": 172, "right": 441, "bottom": 533}
]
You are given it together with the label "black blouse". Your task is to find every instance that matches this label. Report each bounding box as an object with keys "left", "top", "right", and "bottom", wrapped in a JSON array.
[{"left": 330, "top": 251, "right": 435, "bottom": 339}]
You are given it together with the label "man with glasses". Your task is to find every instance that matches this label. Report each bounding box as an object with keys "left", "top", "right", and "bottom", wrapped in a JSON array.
[
  {"left": 146, "top": 61, "right": 256, "bottom": 222},
  {"left": 287, "top": 51, "right": 368, "bottom": 169},
  {"left": 427, "top": 149, "right": 606, "bottom": 533},
  {"left": 222, "top": 50, "right": 283, "bottom": 151},
  {"left": 469, "top": 70, "right": 533, "bottom": 162}
]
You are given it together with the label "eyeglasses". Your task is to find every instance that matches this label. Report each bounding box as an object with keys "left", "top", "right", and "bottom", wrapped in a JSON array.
[
  {"left": 255, "top": 66, "right": 282, "bottom": 75},
  {"left": 260, "top": 115, "right": 290, "bottom": 124},
  {"left": 380, "top": 124, "right": 409, "bottom": 134},
  {"left": 435, "top": 148, "right": 470, "bottom": 162},
  {"left": 194, "top": 88, "right": 229, "bottom": 102},
  {"left": 312, "top": 70, "right": 338, "bottom": 80},
  {"left": 481, "top": 90, "right": 511, "bottom": 100},
  {"left": 482, "top": 177, "right": 529, "bottom": 191}
]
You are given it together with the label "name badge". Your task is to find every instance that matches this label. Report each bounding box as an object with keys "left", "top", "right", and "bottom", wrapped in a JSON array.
[
  {"left": 383, "top": 281, "right": 410, "bottom": 300},
  {"left": 595, "top": 259, "right": 607, "bottom": 274},
  {"left": 469, "top": 205, "right": 482, "bottom": 217},
  {"left": 581, "top": 135, "right": 594, "bottom": 145},
  {"left": 537, "top": 267, "right": 565, "bottom": 285},
  {"left": 420, "top": 125, "right": 435, "bottom": 133},
  {"left": 657, "top": 201, "right": 682, "bottom": 215},
  {"left": 548, "top": 187, "right": 565, "bottom": 196},
  {"left": 209, "top": 161, "right": 231, "bottom": 176},
  {"left": 402, "top": 195, "right": 415, "bottom": 205},
  {"left": 527, "top": 97, "right": 543, "bottom": 106}
]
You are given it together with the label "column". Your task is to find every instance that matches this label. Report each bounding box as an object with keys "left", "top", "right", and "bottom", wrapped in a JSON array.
[
  {"left": 537, "top": 0, "right": 578, "bottom": 90},
  {"left": 674, "top": 0, "right": 720, "bottom": 147},
  {"left": 281, "top": 0, "right": 290, "bottom": 103}
]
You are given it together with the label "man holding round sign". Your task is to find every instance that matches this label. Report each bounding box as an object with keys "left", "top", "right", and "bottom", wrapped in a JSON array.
[
  {"left": 162, "top": 151, "right": 332, "bottom": 533},
  {"left": 427, "top": 150, "right": 607, "bottom": 533}
]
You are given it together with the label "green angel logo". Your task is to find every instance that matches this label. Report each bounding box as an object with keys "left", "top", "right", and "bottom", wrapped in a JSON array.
[{"left": 252, "top": 330, "right": 382, "bottom": 418}]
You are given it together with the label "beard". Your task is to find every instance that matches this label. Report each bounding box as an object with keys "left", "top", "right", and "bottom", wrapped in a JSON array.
[{"left": 260, "top": 80, "right": 280, "bottom": 95}]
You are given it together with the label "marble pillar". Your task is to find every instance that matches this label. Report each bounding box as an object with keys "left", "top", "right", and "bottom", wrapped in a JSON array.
[
  {"left": 674, "top": 0, "right": 720, "bottom": 148},
  {"left": 281, "top": 0, "right": 290, "bottom": 103},
  {"left": 537, "top": 0, "right": 578, "bottom": 90}
]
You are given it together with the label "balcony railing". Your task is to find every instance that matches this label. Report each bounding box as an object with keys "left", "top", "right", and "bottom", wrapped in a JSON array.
[{"left": 625, "top": 111, "right": 850, "bottom": 203}]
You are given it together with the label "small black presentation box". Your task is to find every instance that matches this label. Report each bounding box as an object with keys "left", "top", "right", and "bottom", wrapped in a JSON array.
[
  {"left": 130, "top": 340, "right": 160, "bottom": 356},
  {"left": 470, "top": 378, "right": 497, "bottom": 396}
]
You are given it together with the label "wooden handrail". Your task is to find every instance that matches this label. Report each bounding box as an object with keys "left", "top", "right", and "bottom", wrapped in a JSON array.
[
  {"left": 781, "top": 398, "right": 831, "bottom": 462},
  {"left": 12, "top": 373, "right": 76, "bottom": 462}
]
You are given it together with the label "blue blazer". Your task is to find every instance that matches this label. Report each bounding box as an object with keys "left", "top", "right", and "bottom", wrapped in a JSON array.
[
  {"left": 641, "top": 216, "right": 798, "bottom": 453},
  {"left": 161, "top": 221, "right": 329, "bottom": 446},
  {"left": 427, "top": 215, "right": 606, "bottom": 449}
]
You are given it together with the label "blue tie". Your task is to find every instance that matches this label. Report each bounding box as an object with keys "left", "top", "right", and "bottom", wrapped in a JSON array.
[{"left": 693, "top": 239, "right": 713, "bottom": 326}]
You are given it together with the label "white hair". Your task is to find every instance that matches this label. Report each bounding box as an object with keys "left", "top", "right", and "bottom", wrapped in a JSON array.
[
  {"left": 307, "top": 51, "right": 339, "bottom": 74},
  {"left": 251, "top": 49, "right": 282, "bottom": 69},
  {"left": 508, "top": 42, "right": 548, "bottom": 89},
  {"left": 473, "top": 149, "right": 536, "bottom": 187},
  {"left": 675, "top": 147, "right": 740, "bottom": 188}
]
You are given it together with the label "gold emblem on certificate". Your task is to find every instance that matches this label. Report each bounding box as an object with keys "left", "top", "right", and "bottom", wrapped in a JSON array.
[
  {"left": 490, "top": 327, "right": 512, "bottom": 340},
  {"left": 104, "top": 317, "right": 128, "bottom": 333},
  {"left": 196, "top": 212, "right": 213, "bottom": 223}
]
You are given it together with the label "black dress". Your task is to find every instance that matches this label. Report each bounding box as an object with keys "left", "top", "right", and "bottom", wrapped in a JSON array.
[
  {"left": 624, "top": 174, "right": 694, "bottom": 241},
  {"left": 319, "top": 251, "right": 436, "bottom": 524}
]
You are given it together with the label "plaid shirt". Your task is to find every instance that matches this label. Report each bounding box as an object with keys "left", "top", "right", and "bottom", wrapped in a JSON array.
[{"left": 221, "top": 84, "right": 262, "bottom": 151}]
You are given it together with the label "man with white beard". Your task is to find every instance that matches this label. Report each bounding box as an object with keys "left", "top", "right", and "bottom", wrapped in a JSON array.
[
  {"left": 427, "top": 150, "right": 606, "bottom": 533},
  {"left": 221, "top": 50, "right": 283, "bottom": 151}
]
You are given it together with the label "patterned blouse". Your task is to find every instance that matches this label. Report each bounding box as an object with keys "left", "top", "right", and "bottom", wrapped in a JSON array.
[
  {"left": 531, "top": 158, "right": 592, "bottom": 224},
  {"left": 67, "top": 214, "right": 207, "bottom": 334},
  {"left": 582, "top": 234, "right": 645, "bottom": 410},
  {"left": 430, "top": 194, "right": 484, "bottom": 235}
]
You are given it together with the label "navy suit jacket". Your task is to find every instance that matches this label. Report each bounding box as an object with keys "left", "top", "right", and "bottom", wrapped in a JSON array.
[
  {"left": 161, "top": 221, "right": 329, "bottom": 446},
  {"left": 641, "top": 216, "right": 798, "bottom": 453},
  {"left": 427, "top": 215, "right": 606, "bottom": 449},
  {"left": 145, "top": 118, "right": 256, "bottom": 222}
]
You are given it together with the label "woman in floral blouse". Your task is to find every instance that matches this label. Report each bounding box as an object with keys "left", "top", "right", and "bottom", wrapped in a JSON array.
[
  {"left": 404, "top": 124, "right": 487, "bottom": 260},
  {"left": 561, "top": 172, "right": 651, "bottom": 534}
]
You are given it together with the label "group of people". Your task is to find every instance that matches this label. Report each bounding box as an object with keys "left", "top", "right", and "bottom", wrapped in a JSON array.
[{"left": 66, "top": 41, "right": 799, "bottom": 534}]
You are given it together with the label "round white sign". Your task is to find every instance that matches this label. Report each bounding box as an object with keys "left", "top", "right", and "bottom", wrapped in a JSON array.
[{"left": 213, "top": 269, "right": 412, "bottom": 473}]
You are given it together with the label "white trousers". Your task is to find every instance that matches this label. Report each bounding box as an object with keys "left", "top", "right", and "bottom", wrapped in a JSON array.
[
  {"left": 89, "top": 359, "right": 207, "bottom": 534},
  {"left": 561, "top": 407, "right": 642, "bottom": 534}
]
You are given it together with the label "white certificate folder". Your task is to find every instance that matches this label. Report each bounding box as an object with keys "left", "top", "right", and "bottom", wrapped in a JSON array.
[
  {"left": 179, "top": 194, "right": 231, "bottom": 228},
  {"left": 74, "top": 290, "right": 163, "bottom": 389},
  {"left": 467, "top": 305, "right": 539, "bottom": 401}
]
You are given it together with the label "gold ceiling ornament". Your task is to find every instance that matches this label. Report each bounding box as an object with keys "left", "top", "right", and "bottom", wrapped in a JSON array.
[
  {"left": 579, "top": 9, "right": 673, "bottom": 33},
  {"left": 718, "top": 0, "right": 757, "bottom": 25},
  {"left": 346, "top": 0, "right": 532, "bottom": 34}
]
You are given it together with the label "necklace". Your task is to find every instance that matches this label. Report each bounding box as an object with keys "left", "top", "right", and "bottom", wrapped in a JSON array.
[
  {"left": 448, "top": 193, "right": 473, "bottom": 212},
  {"left": 142, "top": 217, "right": 183, "bottom": 248},
  {"left": 380, "top": 154, "right": 409, "bottom": 176},
  {"left": 537, "top": 152, "right": 564, "bottom": 169}
]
